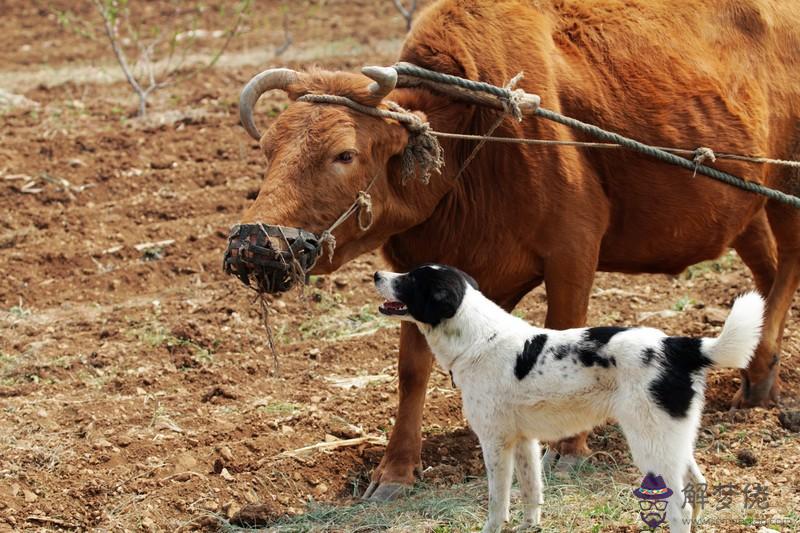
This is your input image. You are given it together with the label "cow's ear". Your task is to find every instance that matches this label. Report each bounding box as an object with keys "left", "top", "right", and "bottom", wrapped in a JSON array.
[{"left": 385, "top": 110, "right": 429, "bottom": 157}]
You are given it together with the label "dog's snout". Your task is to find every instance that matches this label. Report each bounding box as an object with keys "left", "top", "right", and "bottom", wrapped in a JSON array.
[{"left": 374, "top": 271, "right": 381, "bottom": 283}]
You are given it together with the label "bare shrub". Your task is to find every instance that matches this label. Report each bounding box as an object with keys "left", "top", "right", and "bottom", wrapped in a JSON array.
[
  {"left": 391, "top": 0, "right": 418, "bottom": 32},
  {"left": 58, "top": 1, "right": 251, "bottom": 117}
]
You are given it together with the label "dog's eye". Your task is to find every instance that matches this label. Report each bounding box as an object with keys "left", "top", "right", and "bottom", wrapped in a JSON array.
[{"left": 334, "top": 151, "right": 355, "bottom": 163}]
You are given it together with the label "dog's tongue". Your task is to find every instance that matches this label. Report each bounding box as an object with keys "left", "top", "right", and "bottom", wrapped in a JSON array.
[{"left": 379, "top": 300, "right": 408, "bottom": 316}]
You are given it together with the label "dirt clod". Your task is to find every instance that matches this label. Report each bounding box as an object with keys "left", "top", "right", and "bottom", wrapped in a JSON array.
[
  {"left": 201, "top": 386, "right": 238, "bottom": 403},
  {"left": 778, "top": 410, "right": 800, "bottom": 433},
  {"left": 736, "top": 448, "right": 758, "bottom": 467},
  {"left": 230, "top": 503, "right": 278, "bottom": 528}
]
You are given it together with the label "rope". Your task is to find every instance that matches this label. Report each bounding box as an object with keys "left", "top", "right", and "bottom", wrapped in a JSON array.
[
  {"left": 533, "top": 106, "right": 800, "bottom": 209},
  {"left": 392, "top": 62, "right": 800, "bottom": 209},
  {"left": 318, "top": 174, "right": 379, "bottom": 262},
  {"left": 427, "top": 131, "right": 800, "bottom": 167},
  {"left": 452, "top": 73, "right": 525, "bottom": 181}
]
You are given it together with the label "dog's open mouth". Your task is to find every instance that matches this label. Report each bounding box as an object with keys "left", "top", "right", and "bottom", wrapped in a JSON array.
[{"left": 379, "top": 300, "right": 408, "bottom": 316}]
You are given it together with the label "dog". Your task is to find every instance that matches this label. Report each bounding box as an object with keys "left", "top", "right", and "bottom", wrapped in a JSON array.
[{"left": 374, "top": 264, "right": 764, "bottom": 533}]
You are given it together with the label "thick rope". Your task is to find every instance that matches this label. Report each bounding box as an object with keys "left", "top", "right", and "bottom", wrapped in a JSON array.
[
  {"left": 392, "top": 62, "right": 800, "bottom": 209},
  {"left": 426, "top": 131, "right": 800, "bottom": 168},
  {"left": 533, "top": 106, "right": 800, "bottom": 209}
]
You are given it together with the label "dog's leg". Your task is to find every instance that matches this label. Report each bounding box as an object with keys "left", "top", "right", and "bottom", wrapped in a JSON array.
[
  {"left": 513, "top": 439, "right": 543, "bottom": 531},
  {"left": 481, "top": 437, "right": 514, "bottom": 533},
  {"left": 620, "top": 412, "right": 694, "bottom": 533},
  {"left": 625, "top": 443, "right": 692, "bottom": 532},
  {"left": 685, "top": 457, "right": 706, "bottom": 523}
]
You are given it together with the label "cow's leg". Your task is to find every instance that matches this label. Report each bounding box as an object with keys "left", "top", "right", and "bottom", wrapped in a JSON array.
[
  {"left": 733, "top": 200, "right": 800, "bottom": 407},
  {"left": 364, "top": 321, "right": 433, "bottom": 501},
  {"left": 731, "top": 212, "right": 778, "bottom": 408},
  {"left": 732, "top": 210, "right": 777, "bottom": 296},
  {"left": 543, "top": 257, "right": 596, "bottom": 462}
]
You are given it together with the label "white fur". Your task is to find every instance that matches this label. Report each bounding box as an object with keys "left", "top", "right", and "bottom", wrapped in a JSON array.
[
  {"left": 383, "top": 281, "right": 763, "bottom": 533},
  {"left": 701, "top": 291, "right": 763, "bottom": 368}
]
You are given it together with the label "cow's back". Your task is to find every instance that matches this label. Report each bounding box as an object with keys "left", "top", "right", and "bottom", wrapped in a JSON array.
[{"left": 399, "top": 0, "right": 800, "bottom": 274}]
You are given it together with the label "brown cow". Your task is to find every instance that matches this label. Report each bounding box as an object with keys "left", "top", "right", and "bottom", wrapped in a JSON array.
[{"left": 233, "top": 0, "right": 800, "bottom": 500}]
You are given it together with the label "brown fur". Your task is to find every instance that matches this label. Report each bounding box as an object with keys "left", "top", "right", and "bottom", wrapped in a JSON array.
[{"left": 241, "top": 0, "right": 800, "bottom": 494}]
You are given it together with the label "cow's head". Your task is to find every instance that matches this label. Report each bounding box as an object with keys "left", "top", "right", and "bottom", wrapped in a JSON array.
[{"left": 224, "top": 67, "right": 447, "bottom": 293}]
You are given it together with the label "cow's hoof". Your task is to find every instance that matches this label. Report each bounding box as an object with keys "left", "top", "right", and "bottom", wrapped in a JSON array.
[
  {"left": 362, "top": 481, "right": 410, "bottom": 501},
  {"left": 730, "top": 370, "right": 780, "bottom": 410},
  {"left": 540, "top": 448, "right": 558, "bottom": 473},
  {"left": 541, "top": 448, "right": 588, "bottom": 478}
]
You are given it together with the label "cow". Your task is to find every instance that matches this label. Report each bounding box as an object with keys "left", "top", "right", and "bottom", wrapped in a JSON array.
[{"left": 231, "top": 0, "right": 800, "bottom": 501}]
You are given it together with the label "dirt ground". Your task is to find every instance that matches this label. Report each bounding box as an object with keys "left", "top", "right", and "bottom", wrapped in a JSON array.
[{"left": 1, "top": 1, "right": 799, "bottom": 531}]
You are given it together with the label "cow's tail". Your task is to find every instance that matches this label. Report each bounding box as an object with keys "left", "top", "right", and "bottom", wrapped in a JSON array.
[{"left": 702, "top": 292, "right": 764, "bottom": 368}]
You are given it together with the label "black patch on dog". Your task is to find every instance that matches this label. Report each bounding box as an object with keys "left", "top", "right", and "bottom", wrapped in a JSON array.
[
  {"left": 586, "top": 327, "right": 628, "bottom": 345},
  {"left": 551, "top": 344, "right": 571, "bottom": 360},
  {"left": 649, "top": 337, "right": 712, "bottom": 418},
  {"left": 391, "top": 265, "right": 470, "bottom": 326},
  {"left": 577, "top": 330, "right": 619, "bottom": 368},
  {"left": 641, "top": 348, "right": 657, "bottom": 366},
  {"left": 514, "top": 334, "right": 548, "bottom": 380},
  {"left": 577, "top": 347, "right": 613, "bottom": 368}
]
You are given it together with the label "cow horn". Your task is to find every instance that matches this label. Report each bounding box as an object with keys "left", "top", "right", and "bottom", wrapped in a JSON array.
[
  {"left": 239, "top": 68, "right": 300, "bottom": 140},
  {"left": 362, "top": 66, "right": 398, "bottom": 100}
]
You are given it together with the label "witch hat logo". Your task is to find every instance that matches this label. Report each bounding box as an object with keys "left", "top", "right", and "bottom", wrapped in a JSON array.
[{"left": 633, "top": 473, "right": 673, "bottom": 529}]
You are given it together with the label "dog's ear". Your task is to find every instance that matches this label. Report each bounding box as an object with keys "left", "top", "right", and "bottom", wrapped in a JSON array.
[{"left": 419, "top": 288, "right": 460, "bottom": 325}]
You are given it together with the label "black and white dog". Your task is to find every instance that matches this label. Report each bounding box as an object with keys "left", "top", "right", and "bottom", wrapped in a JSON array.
[{"left": 374, "top": 264, "right": 763, "bottom": 533}]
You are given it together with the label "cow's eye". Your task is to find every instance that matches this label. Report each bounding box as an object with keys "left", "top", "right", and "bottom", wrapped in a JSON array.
[{"left": 334, "top": 151, "right": 355, "bottom": 163}]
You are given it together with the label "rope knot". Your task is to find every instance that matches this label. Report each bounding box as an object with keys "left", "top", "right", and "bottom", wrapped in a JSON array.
[
  {"left": 692, "top": 146, "right": 716, "bottom": 177},
  {"left": 386, "top": 101, "right": 444, "bottom": 184},
  {"left": 356, "top": 190, "right": 373, "bottom": 230},
  {"left": 500, "top": 72, "right": 525, "bottom": 122},
  {"left": 319, "top": 230, "right": 336, "bottom": 263}
]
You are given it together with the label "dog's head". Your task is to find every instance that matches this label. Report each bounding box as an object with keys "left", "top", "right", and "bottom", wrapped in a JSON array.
[{"left": 373, "top": 264, "right": 478, "bottom": 327}]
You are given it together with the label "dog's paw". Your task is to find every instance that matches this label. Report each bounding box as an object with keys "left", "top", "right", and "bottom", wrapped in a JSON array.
[
  {"left": 512, "top": 520, "right": 542, "bottom": 533},
  {"left": 481, "top": 518, "right": 504, "bottom": 533}
]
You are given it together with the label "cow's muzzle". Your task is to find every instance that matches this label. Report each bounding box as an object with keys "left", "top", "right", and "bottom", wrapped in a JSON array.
[{"left": 223, "top": 224, "right": 322, "bottom": 293}]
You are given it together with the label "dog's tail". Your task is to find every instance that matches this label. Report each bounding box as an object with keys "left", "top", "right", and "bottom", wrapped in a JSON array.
[{"left": 702, "top": 291, "right": 764, "bottom": 368}]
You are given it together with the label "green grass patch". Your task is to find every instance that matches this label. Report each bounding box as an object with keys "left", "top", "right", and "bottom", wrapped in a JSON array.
[
  {"left": 218, "top": 458, "right": 646, "bottom": 532},
  {"left": 683, "top": 250, "right": 738, "bottom": 280},
  {"left": 280, "top": 299, "right": 397, "bottom": 343},
  {"left": 258, "top": 401, "right": 301, "bottom": 415},
  {"left": 673, "top": 295, "right": 696, "bottom": 311},
  {"left": 128, "top": 321, "right": 214, "bottom": 364}
]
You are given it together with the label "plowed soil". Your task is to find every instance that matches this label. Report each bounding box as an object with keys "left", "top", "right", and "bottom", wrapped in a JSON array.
[{"left": 1, "top": 1, "right": 798, "bottom": 531}]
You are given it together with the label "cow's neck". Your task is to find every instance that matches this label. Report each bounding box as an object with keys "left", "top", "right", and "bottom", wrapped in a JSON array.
[{"left": 381, "top": 88, "right": 551, "bottom": 300}]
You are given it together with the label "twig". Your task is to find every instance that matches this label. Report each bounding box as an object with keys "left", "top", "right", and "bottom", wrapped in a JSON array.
[
  {"left": 91, "top": 0, "right": 251, "bottom": 116},
  {"left": 274, "top": 10, "right": 292, "bottom": 57},
  {"left": 391, "top": 0, "right": 417, "bottom": 32},
  {"left": 133, "top": 239, "right": 176, "bottom": 252},
  {"left": 26, "top": 516, "right": 80, "bottom": 529},
  {"left": 279, "top": 435, "right": 387, "bottom": 458}
]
